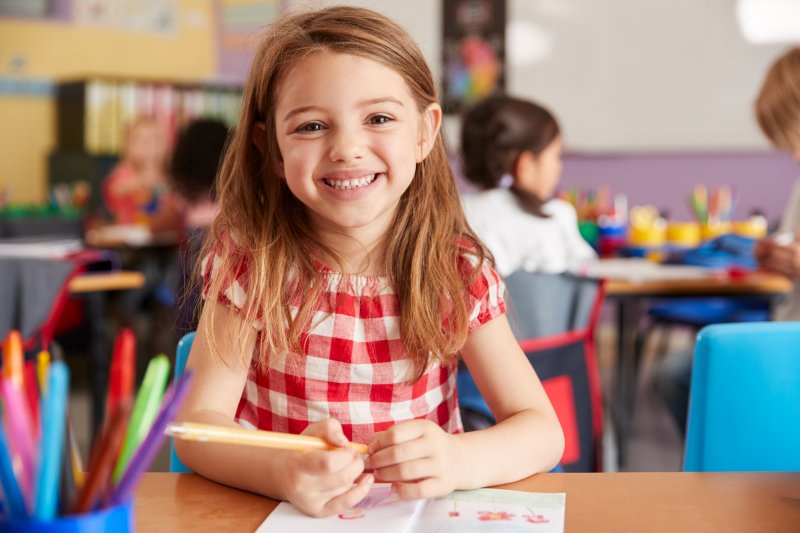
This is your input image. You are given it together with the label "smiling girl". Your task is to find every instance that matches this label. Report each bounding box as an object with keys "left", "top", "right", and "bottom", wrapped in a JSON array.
[{"left": 175, "top": 6, "right": 564, "bottom": 517}]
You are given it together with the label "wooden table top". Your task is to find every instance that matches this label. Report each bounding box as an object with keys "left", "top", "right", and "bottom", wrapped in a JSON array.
[
  {"left": 134, "top": 472, "right": 800, "bottom": 532},
  {"left": 68, "top": 271, "right": 146, "bottom": 293},
  {"left": 605, "top": 270, "right": 793, "bottom": 297}
]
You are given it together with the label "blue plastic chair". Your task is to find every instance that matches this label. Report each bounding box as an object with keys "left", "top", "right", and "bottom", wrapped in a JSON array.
[
  {"left": 169, "top": 331, "right": 195, "bottom": 473},
  {"left": 684, "top": 322, "right": 800, "bottom": 472}
]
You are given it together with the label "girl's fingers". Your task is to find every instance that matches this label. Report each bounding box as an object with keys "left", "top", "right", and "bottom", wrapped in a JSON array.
[
  {"left": 368, "top": 420, "right": 428, "bottom": 454},
  {"left": 320, "top": 474, "right": 375, "bottom": 516},
  {"left": 302, "top": 418, "right": 350, "bottom": 447},
  {"left": 368, "top": 436, "right": 430, "bottom": 469},
  {"left": 302, "top": 447, "right": 361, "bottom": 475},
  {"left": 314, "top": 453, "right": 366, "bottom": 492},
  {"left": 373, "top": 457, "right": 437, "bottom": 483},
  {"left": 392, "top": 477, "right": 443, "bottom": 500}
]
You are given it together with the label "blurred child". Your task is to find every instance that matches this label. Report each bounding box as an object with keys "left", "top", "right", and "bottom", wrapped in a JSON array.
[
  {"left": 167, "top": 118, "right": 230, "bottom": 333},
  {"left": 753, "top": 47, "right": 800, "bottom": 319},
  {"left": 460, "top": 95, "right": 596, "bottom": 276},
  {"left": 103, "top": 117, "right": 170, "bottom": 225},
  {"left": 175, "top": 6, "right": 564, "bottom": 518},
  {"left": 655, "top": 47, "right": 800, "bottom": 434}
]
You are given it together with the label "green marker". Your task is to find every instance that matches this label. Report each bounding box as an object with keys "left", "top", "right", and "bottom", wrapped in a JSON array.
[{"left": 112, "top": 354, "right": 170, "bottom": 482}]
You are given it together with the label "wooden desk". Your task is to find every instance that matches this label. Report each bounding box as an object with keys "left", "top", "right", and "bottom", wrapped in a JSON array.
[
  {"left": 68, "top": 271, "right": 145, "bottom": 293},
  {"left": 604, "top": 269, "right": 793, "bottom": 467},
  {"left": 134, "top": 472, "right": 800, "bottom": 532},
  {"left": 69, "top": 270, "right": 146, "bottom": 438}
]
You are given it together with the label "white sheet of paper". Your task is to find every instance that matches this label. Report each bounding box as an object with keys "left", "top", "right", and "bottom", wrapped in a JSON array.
[
  {"left": 255, "top": 485, "right": 565, "bottom": 533},
  {"left": 581, "top": 258, "right": 720, "bottom": 283}
]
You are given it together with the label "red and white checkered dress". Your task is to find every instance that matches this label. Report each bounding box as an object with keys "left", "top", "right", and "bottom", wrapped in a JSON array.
[{"left": 201, "top": 251, "right": 506, "bottom": 446}]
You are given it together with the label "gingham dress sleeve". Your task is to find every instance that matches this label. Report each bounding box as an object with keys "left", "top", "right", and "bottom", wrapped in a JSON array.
[
  {"left": 465, "top": 258, "right": 507, "bottom": 332},
  {"left": 200, "top": 246, "right": 252, "bottom": 313}
]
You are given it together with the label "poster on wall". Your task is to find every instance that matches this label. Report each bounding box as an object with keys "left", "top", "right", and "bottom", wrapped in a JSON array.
[
  {"left": 217, "top": 0, "right": 283, "bottom": 82},
  {"left": 74, "top": 0, "right": 176, "bottom": 33},
  {"left": 442, "top": 0, "right": 505, "bottom": 114}
]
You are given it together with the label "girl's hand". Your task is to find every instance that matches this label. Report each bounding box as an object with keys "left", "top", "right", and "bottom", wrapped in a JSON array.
[
  {"left": 367, "top": 420, "right": 464, "bottom": 500},
  {"left": 760, "top": 240, "right": 800, "bottom": 278},
  {"left": 278, "top": 419, "right": 372, "bottom": 517}
]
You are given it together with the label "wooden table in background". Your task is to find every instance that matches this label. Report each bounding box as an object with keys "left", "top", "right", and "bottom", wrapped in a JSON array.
[
  {"left": 69, "top": 270, "right": 146, "bottom": 437},
  {"left": 134, "top": 472, "right": 800, "bottom": 532},
  {"left": 604, "top": 270, "right": 793, "bottom": 467}
]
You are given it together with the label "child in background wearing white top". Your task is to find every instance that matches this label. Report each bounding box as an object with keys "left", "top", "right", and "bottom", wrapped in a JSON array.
[
  {"left": 175, "top": 6, "right": 564, "bottom": 518},
  {"left": 460, "top": 95, "right": 596, "bottom": 277}
]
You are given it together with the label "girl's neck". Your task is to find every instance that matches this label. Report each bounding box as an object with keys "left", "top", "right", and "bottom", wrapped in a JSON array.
[{"left": 313, "top": 224, "right": 389, "bottom": 277}]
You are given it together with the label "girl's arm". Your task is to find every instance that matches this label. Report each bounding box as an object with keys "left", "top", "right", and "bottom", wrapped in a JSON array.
[
  {"left": 451, "top": 314, "right": 565, "bottom": 486},
  {"left": 176, "top": 300, "right": 372, "bottom": 516},
  {"left": 368, "top": 314, "right": 564, "bottom": 498}
]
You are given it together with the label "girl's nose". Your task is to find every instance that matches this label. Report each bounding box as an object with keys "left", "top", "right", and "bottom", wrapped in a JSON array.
[{"left": 329, "top": 126, "right": 365, "bottom": 163}]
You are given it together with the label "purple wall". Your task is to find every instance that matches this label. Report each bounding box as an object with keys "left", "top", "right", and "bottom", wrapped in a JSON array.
[{"left": 560, "top": 151, "right": 799, "bottom": 228}]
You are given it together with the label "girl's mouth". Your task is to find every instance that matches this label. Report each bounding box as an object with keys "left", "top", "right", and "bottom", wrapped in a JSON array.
[{"left": 322, "top": 173, "right": 381, "bottom": 190}]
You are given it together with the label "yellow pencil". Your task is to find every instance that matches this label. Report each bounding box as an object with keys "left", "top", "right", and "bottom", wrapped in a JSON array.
[
  {"left": 37, "top": 350, "right": 51, "bottom": 393},
  {"left": 165, "top": 422, "right": 369, "bottom": 455}
]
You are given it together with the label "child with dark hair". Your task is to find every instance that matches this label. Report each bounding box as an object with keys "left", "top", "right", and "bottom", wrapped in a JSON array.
[
  {"left": 168, "top": 118, "right": 230, "bottom": 333},
  {"left": 460, "top": 95, "right": 596, "bottom": 276}
]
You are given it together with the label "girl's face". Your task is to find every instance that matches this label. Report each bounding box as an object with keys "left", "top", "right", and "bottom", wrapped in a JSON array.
[
  {"left": 272, "top": 51, "right": 440, "bottom": 241},
  {"left": 127, "top": 121, "right": 166, "bottom": 168},
  {"left": 515, "top": 136, "right": 563, "bottom": 200}
]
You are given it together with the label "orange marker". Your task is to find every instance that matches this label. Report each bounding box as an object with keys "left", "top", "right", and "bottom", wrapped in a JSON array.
[{"left": 2, "top": 330, "right": 24, "bottom": 389}]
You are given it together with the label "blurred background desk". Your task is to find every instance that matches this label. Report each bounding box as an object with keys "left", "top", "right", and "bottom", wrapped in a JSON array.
[
  {"left": 69, "top": 270, "right": 145, "bottom": 437},
  {"left": 598, "top": 260, "right": 793, "bottom": 467},
  {"left": 134, "top": 472, "right": 800, "bottom": 532}
]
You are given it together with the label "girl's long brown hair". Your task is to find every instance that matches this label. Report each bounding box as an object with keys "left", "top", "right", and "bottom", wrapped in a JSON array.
[{"left": 201, "top": 6, "right": 490, "bottom": 380}]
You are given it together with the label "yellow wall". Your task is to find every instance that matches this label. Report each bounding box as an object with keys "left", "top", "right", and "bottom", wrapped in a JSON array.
[{"left": 0, "top": 0, "right": 217, "bottom": 203}]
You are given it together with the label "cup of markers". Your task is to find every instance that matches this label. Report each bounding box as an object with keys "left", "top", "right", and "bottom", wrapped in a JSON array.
[{"left": 0, "top": 329, "right": 193, "bottom": 531}]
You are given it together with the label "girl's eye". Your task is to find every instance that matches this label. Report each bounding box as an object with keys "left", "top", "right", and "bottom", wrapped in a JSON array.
[
  {"left": 368, "top": 115, "right": 394, "bottom": 125},
  {"left": 296, "top": 122, "right": 324, "bottom": 133}
]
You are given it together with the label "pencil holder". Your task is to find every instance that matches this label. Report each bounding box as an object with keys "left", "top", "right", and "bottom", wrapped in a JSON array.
[
  {"left": 700, "top": 220, "right": 732, "bottom": 241},
  {"left": 732, "top": 218, "right": 767, "bottom": 239},
  {"left": 597, "top": 223, "right": 627, "bottom": 257},
  {"left": 578, "top": 221, "right": 599, "bottom": 248},
  {"left": 0, "top": 500, "right": 133, "bottom": 533},
  {"left": 666, "top": 221, "right": 701, "bottom": 248}
]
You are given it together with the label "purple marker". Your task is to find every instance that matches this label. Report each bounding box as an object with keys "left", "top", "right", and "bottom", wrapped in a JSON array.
[{"left": 106, "top": 371, "right": 194, "bottom": 506}]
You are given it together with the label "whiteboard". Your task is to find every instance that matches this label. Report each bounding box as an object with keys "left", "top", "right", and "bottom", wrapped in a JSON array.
[
  {"left": 290, "top": 0, "right": 791, "bottom": 151},
  {"left": 506, "top": 0, "right": 791, "bottom": 151}
]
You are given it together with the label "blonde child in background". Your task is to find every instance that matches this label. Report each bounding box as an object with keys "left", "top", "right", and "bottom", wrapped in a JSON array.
[
  {"left": 176, "top": 6, "right": 564, "bottom": 518},
  {"left": 753, "top": 47, "right": 800, "bottom": 320},
  {"left": 460, "top": 95, "right": 596, "bottom": 276},
  {"left": 655, "top": 47, "right": 800, "bottom": 434},
  {"left": 103, "top": 116, "right": 170, "bottom": 225}
]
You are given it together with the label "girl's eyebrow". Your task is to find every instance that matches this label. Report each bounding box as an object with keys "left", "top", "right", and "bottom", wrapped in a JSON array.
[{"left": 282, "top": 97, "right": 405, "bottom": 121}]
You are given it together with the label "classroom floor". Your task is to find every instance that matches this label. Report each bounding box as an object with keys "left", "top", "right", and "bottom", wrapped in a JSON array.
[{"left": 66, "top": 316, "right": 691, "bottom": 474}]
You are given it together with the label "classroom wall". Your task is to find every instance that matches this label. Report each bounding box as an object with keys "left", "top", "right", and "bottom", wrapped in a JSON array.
[
  {"left": 0, "top": 0, "right": 217, "bottom": 203},
  {"left": 2, "top": 0, "right": 797, "bottom": 224}
]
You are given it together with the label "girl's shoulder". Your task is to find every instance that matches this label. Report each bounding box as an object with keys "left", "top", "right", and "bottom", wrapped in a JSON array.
[
  {"left": 543, "top": 197, "right": 579, "bottom": 220},
  {"left": 455, "top": 247, "right": 506, "bottom": 330},
  {"left": 461, "top": 188, "right": 516, "bottom": 209}
]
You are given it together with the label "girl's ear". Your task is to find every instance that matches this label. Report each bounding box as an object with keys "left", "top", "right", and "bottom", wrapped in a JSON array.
[
  {"left": 514, "top": 150, "right": 538, "bottom": 185},
  {"left": 252, "top": 122, "right": 267, "bottom": 156},
  {"left": 417, "top": 102, "right": 443, "bottom": 163}
]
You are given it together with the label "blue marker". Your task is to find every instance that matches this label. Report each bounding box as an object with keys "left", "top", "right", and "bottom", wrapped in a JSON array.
[
  {"left": 0, "top": 423, "right": 27, "bottom": 518},
  {"left": 34, "top": 361, "right": 70, "bottom": 520}
]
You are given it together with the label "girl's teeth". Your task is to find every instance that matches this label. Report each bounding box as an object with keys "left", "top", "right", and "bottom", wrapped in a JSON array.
[{"left": 325, "top": 174, "right": 377, "bottom": 189}]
